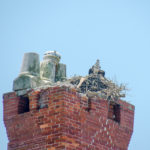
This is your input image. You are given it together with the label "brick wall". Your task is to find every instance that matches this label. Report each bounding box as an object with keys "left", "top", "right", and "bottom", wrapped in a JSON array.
[{"left": 3, "top": 86, "right": 134, "bottom": 150}]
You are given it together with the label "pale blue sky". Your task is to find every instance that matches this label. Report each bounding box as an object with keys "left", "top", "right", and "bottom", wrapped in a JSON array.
[{"left": 0, "top": 0, "right": 150, "bottom": 149}]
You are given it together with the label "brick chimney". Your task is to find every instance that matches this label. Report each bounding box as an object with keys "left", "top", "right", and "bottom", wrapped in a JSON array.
[{"left": 3, "top": 52, "right": 134, "bottom": 150}]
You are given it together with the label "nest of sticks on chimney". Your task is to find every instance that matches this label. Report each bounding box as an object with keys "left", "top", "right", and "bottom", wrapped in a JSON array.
[{"left": 69, "top": 60, "right": 127, "bottom": 101}]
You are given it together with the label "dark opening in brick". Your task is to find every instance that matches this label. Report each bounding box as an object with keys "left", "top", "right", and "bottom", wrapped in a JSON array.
[
  {"left": 108, "top": 101, "right": 120, "bottom": 123},
  {"left": 85, "top": 98, "right": 91, "bottom": 112},
  {"left": 18, "top": 96, "right": 30, "bottom": 114}
]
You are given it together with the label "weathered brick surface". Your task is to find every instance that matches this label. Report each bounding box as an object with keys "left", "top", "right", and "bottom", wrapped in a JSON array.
[{"left": 3, "top": 86, "right": 134, "bottom": 150}]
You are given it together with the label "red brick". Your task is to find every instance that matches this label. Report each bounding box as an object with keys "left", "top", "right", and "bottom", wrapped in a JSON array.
[{"left": 3, "top": 86, "right": 134, "bottom": 150}]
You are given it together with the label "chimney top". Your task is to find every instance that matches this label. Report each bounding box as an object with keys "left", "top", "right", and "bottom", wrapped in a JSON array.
[{"left": 44, "top": 51, "right": 61, "bottom": 59}]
